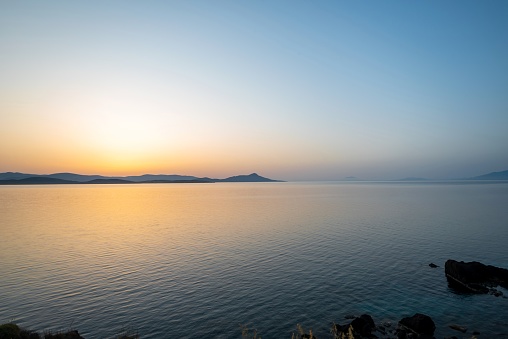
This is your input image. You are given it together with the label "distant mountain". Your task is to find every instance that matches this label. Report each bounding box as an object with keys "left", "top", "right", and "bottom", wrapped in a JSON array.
[
  {"left": 122, "top": 174, "right": 202, "bottom": 182},
  {"left": 144, "top": 179, "right": 214, "bottom": 184},
  {"left": 0, "top": 172, "right": 282, "bottom": 184},
  {"left": 0, "top": 172, "right": 40, "bottom": 181},
  {"left": 45, "top": 173, "right": 107, "bottom": 182},
  {"left": 468, "top": 170, "right": 508, "bottom": 180},
  {"left": 83, "top": 178, "right": 134, "bottom": 184},
  {"left": 46, "top": 173, "right": 203, "bottom": 182},
  {"left": 0, "top": 172, "right": 204, "bottom": 183},
  {"left": 0, "top": 177, "right": 78, "bottom": 185},
  {"left": 219, "top": 173, "right": 282, "bottom": 182}
]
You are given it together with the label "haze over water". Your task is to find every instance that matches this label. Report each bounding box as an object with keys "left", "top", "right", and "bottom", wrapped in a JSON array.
[{"left": 1, "top": 182, "right": 507, "bottom": 338}]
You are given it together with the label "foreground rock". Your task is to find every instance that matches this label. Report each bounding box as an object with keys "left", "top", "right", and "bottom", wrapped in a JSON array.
[
  {"left": 331, "top": 313, "right": 438, "bottom": 339},
  {"left": 397, "top": 313, "right": 436, "bottom": 338},
  {"left": 333, "top": 314, "right": 376, "bottom": 338},
  {"left": 445, "top": 259, "right": 508, "bottom": 293},
  {"left": 0, "top": 323, "right": 84, "bottom": 339}
]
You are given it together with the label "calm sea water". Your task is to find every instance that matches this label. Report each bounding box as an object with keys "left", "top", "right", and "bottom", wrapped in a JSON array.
[{"left": 1, "top": 182, "right": 508, "bottom": 338}]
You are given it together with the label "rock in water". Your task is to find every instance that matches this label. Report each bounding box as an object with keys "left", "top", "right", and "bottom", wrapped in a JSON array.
[
  {"left": 333, "top": 314, "right": 375, "bottom": 338},
  {"left": 350, "top": 314, "right": 375, "bottom": 336},
  {"left": 429, "top": 263, "right": 438, "bottom": 268},
  {"left": 449, "top": 324, "right": 467, "bottom": 333},
  {"left": 444, "top": 259, "right": 508, "bottom": 293},
  {"left": 398, "top": 313, "right": 436, "bottom": 337}
]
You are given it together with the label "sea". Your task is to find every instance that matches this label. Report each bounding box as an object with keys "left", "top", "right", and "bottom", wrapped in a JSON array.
[{"left": 1, "top": 182, "right": 507, "bottom": 338}]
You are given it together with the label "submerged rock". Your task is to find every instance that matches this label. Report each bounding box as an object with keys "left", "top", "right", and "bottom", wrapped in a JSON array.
[
  {"left": 428, "top": 263, "right": 438, "bottom": 268},
  {"left": 489, "top": 288, "right": 504, "bottom": 297},
  {"left": 449, "top": 324, "right": 467, "bottom": 333},
  {"left": 444, "top": 259, "right": 508, "bottom": 293}
]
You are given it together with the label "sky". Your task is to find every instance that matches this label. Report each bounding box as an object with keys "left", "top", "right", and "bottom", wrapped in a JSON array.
[{"left": 1, "top": 1, "right": 507, "bottom": 181}]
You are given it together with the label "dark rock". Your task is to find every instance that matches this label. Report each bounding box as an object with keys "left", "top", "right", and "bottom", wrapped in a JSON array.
[
  {"left": 351, "top": 314, "right": 375, "bottom": 336},
  {"left": 377, "top": 325, "right": 386, "bottom": 335},
  {"left": 489, "top": 288, "right": 503, "bottom": 297},
  {"left": 398, "top": 313, "right": 436, "bottom": 337},
  {"left": 472, "top": 331, "right": 481, "bottom": 335},
  {"left": 20, "top": 330, "right": 40, "bottom": 339},
  {"left": 0, "top": 323, "right": 20, "bottom": 338},
  {"left": 449, "top": 324, "right": 467, "bottom": 333},
  {"left": 429, "top": 263, "right": 438, "bottom": 268},
  {"left": 333, "top": 323, "right": 349, "bottom": 337},
  {"left": 334, "top": 314, "right": 376, "bottom": 338},
  {"left": 44, "top": 330, "right": 84, "bottom": 339},
  {"left": 396, "top": 330, "right": 407, "bottom": 339},
  {"left": 445, "top": 259, "right": 508, "bottom": 293}
]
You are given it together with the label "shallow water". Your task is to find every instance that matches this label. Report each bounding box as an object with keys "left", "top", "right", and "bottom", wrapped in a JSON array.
[{"left": 1, "top": 182, "right": 507, "bottom": 338}]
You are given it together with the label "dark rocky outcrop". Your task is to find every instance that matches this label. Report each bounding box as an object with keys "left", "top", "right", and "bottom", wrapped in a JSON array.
[
  {"left": 333, "top": 314, "right": 376, "bottom": 338},
  {"left": 444, "top": 259, "right": 508, "bottom": 293},
  {"left": 333, "top": 313, "right": 440, "bottom": 339},
  {"left": 397, "top": 313, "right": 436, "bottom": 338},
  {"left": 0, "top": 323, "right": 84, "bottom": 339},
  {"left": 428, "top": 263, "right": 438, "bottom": 268}
]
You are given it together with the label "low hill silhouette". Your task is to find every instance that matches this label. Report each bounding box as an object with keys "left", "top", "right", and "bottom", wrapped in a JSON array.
[
  {"left": 468, "top": 169, "right": 508, "bottom": 180},
  {"left": 0, "top": 172, "right": 283, "bottom": 185},
  {"left": 219, "top": 173, "right": 282, "bottom": 182}
]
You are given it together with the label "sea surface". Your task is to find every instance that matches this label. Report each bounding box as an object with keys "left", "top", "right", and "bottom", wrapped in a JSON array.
[{"left": 1, "top": 182, "right": 508, "bottom": 338}]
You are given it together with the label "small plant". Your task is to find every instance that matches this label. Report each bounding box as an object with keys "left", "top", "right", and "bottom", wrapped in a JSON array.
[
  {"left": 291, "top": 324, "right": 316, "bottom": 339},
  {"left": 331, "top": 323, "right": 355, "bottom": 339},
  {"left": 240, "top": 324, "right": 261, "bottom": 339}
]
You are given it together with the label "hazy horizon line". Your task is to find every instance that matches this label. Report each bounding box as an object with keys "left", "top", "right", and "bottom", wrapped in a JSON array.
[{"left": 2, "top": 168, "right": 508, "bottom": 182}]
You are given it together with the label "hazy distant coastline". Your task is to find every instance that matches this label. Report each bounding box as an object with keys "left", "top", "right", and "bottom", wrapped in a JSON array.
[
  {"left": 339, "top": 169, "right": 508, "bottom": 182},
  {"left": 1, "top": 169, "right": 508, "bottom": 185},
  {"left": 0, "top": 172, "right": 283, "bottom": 185}
]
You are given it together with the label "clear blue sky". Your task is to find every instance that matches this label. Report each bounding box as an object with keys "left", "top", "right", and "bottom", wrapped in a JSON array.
[{"left": 1, "top": 1, "right": 507, "bottom": 180}]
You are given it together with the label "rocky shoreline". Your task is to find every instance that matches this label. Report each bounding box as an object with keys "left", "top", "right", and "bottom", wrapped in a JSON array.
[
  {"left": 303, "top": 259, "right": 508, "bottom": 339},
  {"left": 326, "top": 312, "right": 480, "bottom": 339},
  {"left": 0, "top": 323, "right": 137, "bottom": 339},
  {"left": 2, "top": 259, "right": 506, "bottom": 339}
]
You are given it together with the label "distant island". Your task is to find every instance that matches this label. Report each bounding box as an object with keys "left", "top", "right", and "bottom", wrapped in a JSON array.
[
  {"left": 1, "top": 169, "right": 508, "bottom": 185},
  {"left": 0, "top": 172, "right": 283, "bottom": 185},
  {"left": 467, "top": 169, "right": 508, "bottom": 180},
  {"left": 337, "top": 169, "right": 508, "bottom": 182}
]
